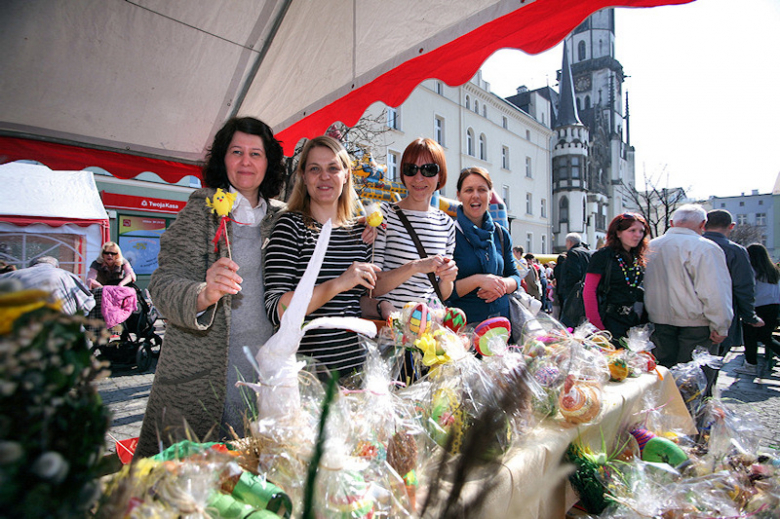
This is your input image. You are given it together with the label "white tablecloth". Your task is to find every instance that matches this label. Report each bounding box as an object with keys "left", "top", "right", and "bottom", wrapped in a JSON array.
[{"left": 466, "top": 367, "right": 696, "bottom": 518}]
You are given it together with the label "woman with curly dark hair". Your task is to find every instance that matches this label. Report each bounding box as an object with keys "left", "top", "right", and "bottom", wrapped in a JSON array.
[
  {"left": 137, "top": 117, "right": 287, "bottom": 457},
  {"left": 583, "top": 212, "right": 651, "bottom": 341}
]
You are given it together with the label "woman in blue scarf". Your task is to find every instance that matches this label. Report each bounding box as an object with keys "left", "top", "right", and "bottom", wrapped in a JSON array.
[{"left": 446, "top": 167, "right": 522, "bottom": 324}]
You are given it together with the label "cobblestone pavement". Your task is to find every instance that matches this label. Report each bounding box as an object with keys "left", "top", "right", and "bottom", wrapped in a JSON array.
[{"left": 96, "top": 342, "right": 780, "bottom": 458}]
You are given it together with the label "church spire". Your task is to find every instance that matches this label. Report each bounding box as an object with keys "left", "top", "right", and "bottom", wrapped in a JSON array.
[{"left": 556, "top": 41, "right": 581, "bottom": 127}]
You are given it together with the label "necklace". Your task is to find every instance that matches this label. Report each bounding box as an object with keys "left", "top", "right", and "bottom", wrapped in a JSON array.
[{"left": 615, "top": 254, "right": 641, "bottom": 288}]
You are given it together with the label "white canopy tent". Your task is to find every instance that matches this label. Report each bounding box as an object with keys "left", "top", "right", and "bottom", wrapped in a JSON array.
[
  {"left": 0, "top": 162, "right": 109, "bottom": 278},
  {"left": 0, "top": 0, "right": 690, "bottom": 180}
]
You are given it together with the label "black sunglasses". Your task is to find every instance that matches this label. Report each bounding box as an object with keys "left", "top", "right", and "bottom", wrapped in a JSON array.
[
  {"left": 402, "top": 163, "right": 440, "bottom": 178},
  {"left": 103, "top": 251, "right": 118, "bottom": 256}
]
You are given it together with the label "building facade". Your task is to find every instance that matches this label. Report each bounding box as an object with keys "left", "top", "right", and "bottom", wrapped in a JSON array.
[
  {"left": 710, "top": 189, "right": 776, "bottom": 260},
  {"left": 362, "top": 72, "right": 554, "bottom": 254}
]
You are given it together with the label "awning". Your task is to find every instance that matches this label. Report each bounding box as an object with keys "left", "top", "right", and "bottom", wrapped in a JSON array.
[{"left": 0, "top": 0, "right": 691, "bottom": 181}]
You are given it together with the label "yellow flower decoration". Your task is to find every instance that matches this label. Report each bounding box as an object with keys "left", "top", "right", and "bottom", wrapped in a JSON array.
[
  {"left": 415, "top": 332, "right": 451, "bottom": 366},
  {"left": 0, "top": 289, "right": 61, "bottom": 335}
]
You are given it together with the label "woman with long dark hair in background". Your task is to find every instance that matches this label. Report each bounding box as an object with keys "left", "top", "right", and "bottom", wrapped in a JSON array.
[
  {"left": 583, "top": 212, "right": 651, "bottom": 342},
  {"left": 739, "top": 243, "right": 780, "bottom": 375}
]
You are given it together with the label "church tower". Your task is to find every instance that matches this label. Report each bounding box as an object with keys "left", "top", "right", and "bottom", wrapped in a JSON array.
[
  {"left": 552, "top": 42, "right": 590, "bottom": 251},
  {"left": 562, "top": 8, "right": 636, "bottom": 246}
]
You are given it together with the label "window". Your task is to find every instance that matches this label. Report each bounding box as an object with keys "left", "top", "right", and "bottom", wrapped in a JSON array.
[
  {"left": 541, "top": 198, "right": 547, "bottom": 218},
  {"left": 585, "top": 96, "right": 590, "bottom": 109},
  {"left": 465, "top": 95, "right": 470, "bottom": 110},
  {"left": 502, "top": 116, "right": 508, "bottom": 129},
  {"left": 720, "top": 203, "right": 726, "bottom": 208},
  {"left": 482, "top": 105, "right": 487, "bottom": 117},
  {"left": 501, "top": 146, "right": 509, "bottom": 169},
  {"left": 525, "top": 156, "right": 532, "bottom": 178},
  {"left": 387, "top": 151, "right": 399, "bottom": 181},
  {"left": 571, "top": 156, "right": 581, "bottom": 178},
  {"left": 434, "top": 116, "right": 445, "bottom": 145},
  {"left": 759, "top": 200, "right": 764, "bottom": 205},
  {"left": 526, "top": 192, "right": 533, "bottom": 215},
  {"left": 526, "top": 130, "right": 531, "bottom": 141},
  {"left": 737, "top": 214, "right": 747, "bottom": 225},
  {"left": 479, "top": 134, "right": 486, "bottom": 160},
  {"left": 553, "top": 156, "right": 568, "bottom": 181},
  {"left": 541, "top": 235, "right": 547, "bottom": 254},
  {"left": 526, "top": 233, "right": 533, "bottom": 253},
  {"left": 466, "top": 128, "right": 474, "bottom": 156},
  {"left": 578, "top": 40, "right": 586, "bottom": 61},
  {"left": 739, "top": 201, "right": 745, "bottom": 206},
  {"left": 387, "top": 107, "right": 399, "bottom": 130},
  {"left": 436, "top": 81, "right": 443, "bottom": 95},
  {"left": 559, "top": 197, "right": 569, "bottom": 222},
  {"left": 757, "top": 213, "right": 766, "bottom": 226},
  {"left": 474, "top": 100, "right": 479, "bottom": 114},
  {"left": 503, "top": 185, "right": 510, "bottom": 210}
]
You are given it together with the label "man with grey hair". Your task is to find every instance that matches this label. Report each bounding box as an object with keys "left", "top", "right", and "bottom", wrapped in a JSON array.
[
  {"left": 557, "top": 232, "right": 591, "bottom": 327},
  {"left": 703, "top": 209, "right": 764, "bottom": 377},
  {"left": 644, "top": 204, "right": 733, "bottom": 368},
  {"left": 0, "top": 256, "right": 95, "bottom": 315}
]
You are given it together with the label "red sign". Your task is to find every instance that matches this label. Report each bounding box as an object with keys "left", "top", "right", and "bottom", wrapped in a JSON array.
[{"left": 101, "top": 191, "right": 186, "bottom": 214}]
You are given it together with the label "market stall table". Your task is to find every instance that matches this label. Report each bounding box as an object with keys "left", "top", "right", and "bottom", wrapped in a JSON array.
[{"left": 464, "top": 366, "right": 695, "bottom": 518}]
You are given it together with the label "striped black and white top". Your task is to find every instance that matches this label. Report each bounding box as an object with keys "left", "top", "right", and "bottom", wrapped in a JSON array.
[
  {"left": 263, "top": 211, "right": 371, "bottom": 376},
  {"left": 374, "top": 201, "right": 456, "bottom": 310}
]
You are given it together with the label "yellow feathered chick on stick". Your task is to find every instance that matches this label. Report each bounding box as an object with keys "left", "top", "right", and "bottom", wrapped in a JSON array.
[{"left": 206, "top": 188, "right": 238, "bottom": 259}]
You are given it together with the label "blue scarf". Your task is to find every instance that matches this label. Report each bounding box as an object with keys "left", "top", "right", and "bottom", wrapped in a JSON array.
[{"left": 456, "top": 205, "right": 499, "bottom": 275}]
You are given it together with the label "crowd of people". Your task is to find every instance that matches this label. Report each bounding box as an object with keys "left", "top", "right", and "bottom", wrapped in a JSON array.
[{"left": 7, "top": 115, "right": 777, "bottom": 457}]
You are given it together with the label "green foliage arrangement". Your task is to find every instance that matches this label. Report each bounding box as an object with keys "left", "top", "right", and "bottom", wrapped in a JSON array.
[{"left": 0, "top": 299, "right": 111, "bottom": 518}]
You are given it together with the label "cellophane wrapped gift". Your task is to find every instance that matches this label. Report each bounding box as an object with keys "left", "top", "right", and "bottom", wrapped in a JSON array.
[
  {"left": 408, "top": 322, "right": 514, "bottom": 460},
  {"left": 669, "top": 346, "right": 721, "bottom": 420},
  {"left": 519, "top": 313, "right": 575, "bottom": 418},
  {"left": 340, "top": 340, "right": 424, "bottom": 516},
  {"left": 242, "top": 369, "right": 325, "bottom": 515},
  {"left": 623, "top": 323, "right": 659, "bottom": 376},
  {"left": 557, "top": 338, "right": 610, "bottom": 425}
]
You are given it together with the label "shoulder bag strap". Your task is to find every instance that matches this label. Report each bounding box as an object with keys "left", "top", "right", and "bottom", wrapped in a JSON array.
[
  {"left": 392, "top": 204, "right": 445, "bottom": 301},
  {"left": 493, "top": 222, "right": 505, "bottom": 254}
]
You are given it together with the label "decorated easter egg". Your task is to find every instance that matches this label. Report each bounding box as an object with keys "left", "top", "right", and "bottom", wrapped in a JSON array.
[
  {"left": 523, "top": 338, "right": 546, "bottom": 358},
  {"left": 442, "top": 307, "right": 467, "bottom": 333},
  {"left": 427, "top": 387, "right": 466, "bottom": 453},
  {"left": 608, "top": 355, "right": 629, "bottom": 382},
  {"left": 324, "top": 470, "right": 375, "bottom": 519},
  {"left": 642, "top": 437, "right": 688, "bottom": 467},
  {"left": 639, "top": 351, "right": 657, "bottom": 371},
  {"left": 473, "top": 317, "right": 511, "bottom": 356},
  {"left": 408, "top": 302, "right": 432, "bottom": 337},
  {"left": 559, "top": 383, "right": 601, "bottom": 424},
  {"left": 534, "top": 365, "right": 562, "bottom": 387}
]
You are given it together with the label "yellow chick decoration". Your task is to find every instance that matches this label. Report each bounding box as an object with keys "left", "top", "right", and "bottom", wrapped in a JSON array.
[
  {"left": 366, "top": 203, "right": 384, "bottom": 228},
  {"left": 206, "top": 188, "right": 237, "bottom": 218}
]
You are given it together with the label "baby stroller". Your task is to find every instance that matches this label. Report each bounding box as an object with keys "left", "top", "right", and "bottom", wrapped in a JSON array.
[{"left": 87, "top": 283, "right": 162, "bottom": 372}]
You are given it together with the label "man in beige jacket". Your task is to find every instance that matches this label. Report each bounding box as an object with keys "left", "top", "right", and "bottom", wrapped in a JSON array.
[{"left": 644, "top": 204, "right": 733, "bottom": 368}]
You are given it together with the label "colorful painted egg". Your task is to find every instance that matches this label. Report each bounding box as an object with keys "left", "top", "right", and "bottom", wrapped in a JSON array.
[
  {"left": 534, "top": 365, "right": 561, "bottom": 387},
  {"left": 473, "top": 317, "right": 511, "bottom": 356},
  {"left": 608, "top": 355, "right": 629, "bottom": 382},
  {"left": 630, "top": 428, "right": 688, "bottom": 467},
  {"left": 442, "top": 307, "right": 467, "bottom": 333},
  {"left": 408, "top": 302, "right": 432, "bottom": 337}
]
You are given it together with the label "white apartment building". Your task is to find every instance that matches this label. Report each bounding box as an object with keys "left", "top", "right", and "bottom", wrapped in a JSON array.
[{"left": 360, "top": 72, "right": 554, "bottom": 254}]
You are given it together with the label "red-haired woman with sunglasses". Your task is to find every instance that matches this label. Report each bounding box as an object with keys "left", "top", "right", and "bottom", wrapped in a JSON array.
[
  {"left": 373, "top": 138, "right": 458, "bottom": 311},
  {"left": 583, "top": 213, "right": 651, "bottom": 341}
]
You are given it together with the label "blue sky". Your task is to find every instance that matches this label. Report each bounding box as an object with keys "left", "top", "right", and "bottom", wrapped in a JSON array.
[{"left": 480, "top": 0, "right": 780, "bottom": 199}]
